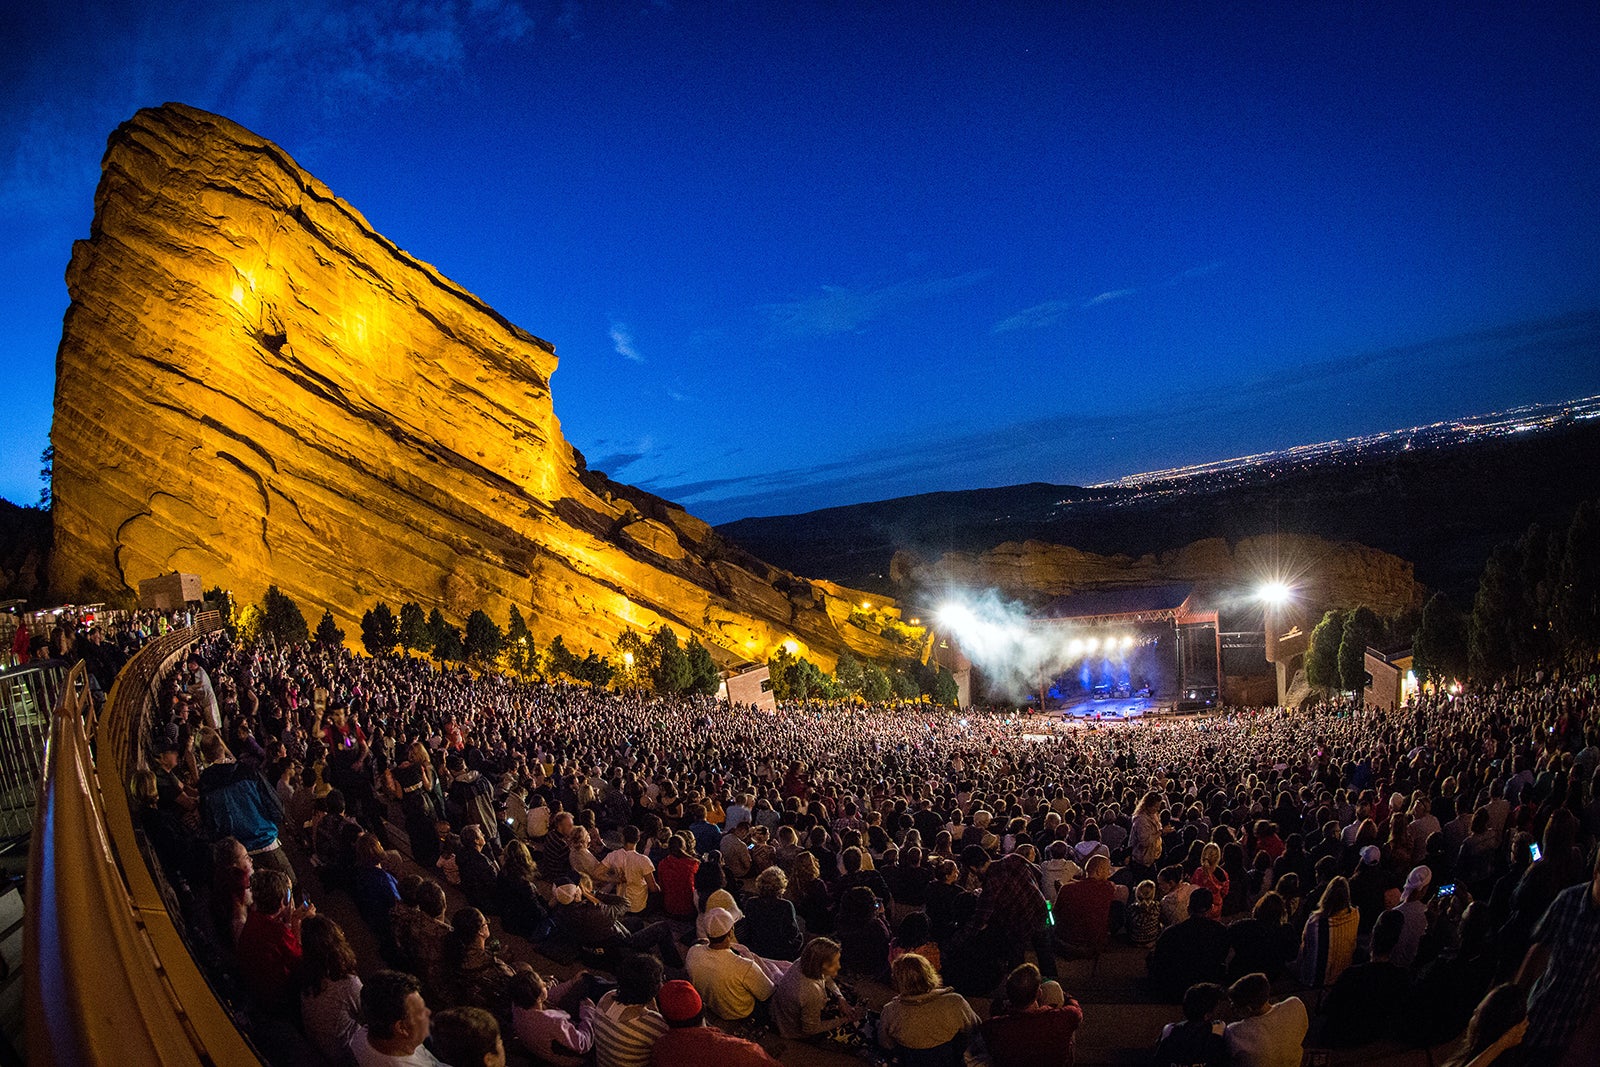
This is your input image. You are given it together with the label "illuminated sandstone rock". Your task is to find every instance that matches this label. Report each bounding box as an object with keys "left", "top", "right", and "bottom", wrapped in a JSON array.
[{"left": 49, "top": 103, "right": 907, "bottom": 669}]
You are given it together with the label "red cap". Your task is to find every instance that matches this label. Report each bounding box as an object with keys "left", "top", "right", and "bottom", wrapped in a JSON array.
[{"left": 656, "top": 979, "right": 702, "bottom": 1023}]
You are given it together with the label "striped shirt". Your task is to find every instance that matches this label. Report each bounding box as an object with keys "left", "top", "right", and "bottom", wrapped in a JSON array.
[{"left": 584, "top": 991, "right": 668, "bottom": 1067}]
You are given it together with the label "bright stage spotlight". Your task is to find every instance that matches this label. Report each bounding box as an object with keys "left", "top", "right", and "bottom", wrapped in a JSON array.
[
  {"left": 1120, "top": 634, "right": 1135, "bottom": 649},
  {"left": 937, "top": 602, "right": 971, "bottom": 628},
  {"left": 1085, "top": 637, "right": 1100, "bottom": 653},
  {"left": 1068, "top": 639, "right": 1084, "bottom": 657},
  {"left": 1258, "top": 580, "right": 1292, "bottom": 607}
]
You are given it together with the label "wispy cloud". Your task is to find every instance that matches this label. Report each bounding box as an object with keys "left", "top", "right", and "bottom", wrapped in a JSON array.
[
  {"left": 1083, "top": 287, "right": 1137, "bottom": 308},
  {"left": 609, "top": 321, "right": 644, "bottom": 362},
  {"left": 761, "top": 270, "right": 989, "bottom": 339}
]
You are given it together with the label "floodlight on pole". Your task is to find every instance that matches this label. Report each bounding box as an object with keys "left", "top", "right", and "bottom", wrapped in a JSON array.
[{"left": 1258, "top": 580, "right": 1292, "bottom": 607}]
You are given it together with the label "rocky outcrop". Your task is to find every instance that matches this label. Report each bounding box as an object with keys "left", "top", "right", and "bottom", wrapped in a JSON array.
[
  {"left": 894, "top": 533, "right": 1423, "bottom": 619},
  {"left": 49, "top": 103, "right": 908, "bottom": 668}
]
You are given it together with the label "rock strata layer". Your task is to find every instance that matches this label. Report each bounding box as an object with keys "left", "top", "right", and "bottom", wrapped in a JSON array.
[{"left": 50, "top": 103, "right": 903, "bottom": 668}]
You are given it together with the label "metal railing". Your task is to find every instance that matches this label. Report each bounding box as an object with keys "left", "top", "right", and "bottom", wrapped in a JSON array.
[
  {"left": 24, "top": 611, "right": 261, "bottom": 1067},
  {"left": 0, "top": 662, "right": 68, "bottom": 838}
]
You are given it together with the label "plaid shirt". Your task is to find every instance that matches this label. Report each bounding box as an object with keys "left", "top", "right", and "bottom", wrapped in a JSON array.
[
  {"left": 1525, "top": 880, "right": 1600, "bottom": 1054},
  {"left": 973, "top": 854, "right": 1047, "bottom": 942}
]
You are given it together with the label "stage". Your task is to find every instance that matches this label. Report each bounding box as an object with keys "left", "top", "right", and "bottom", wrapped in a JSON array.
[{"left": 1045, "top": 696, "right": 1166, "bottom": 721}]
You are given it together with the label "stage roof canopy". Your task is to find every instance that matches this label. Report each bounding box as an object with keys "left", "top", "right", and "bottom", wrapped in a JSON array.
[{"left": 1037, "top": 583, "right": 1194, "bottom": 622}]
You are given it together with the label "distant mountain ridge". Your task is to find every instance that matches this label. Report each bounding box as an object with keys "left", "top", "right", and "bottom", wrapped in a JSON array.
[{"left": 717, "top": 408, "right": 1600, "bottom": 601}]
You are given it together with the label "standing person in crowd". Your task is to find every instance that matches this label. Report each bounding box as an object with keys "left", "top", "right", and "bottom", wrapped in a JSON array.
[
  {"left": 1298, "top": 875, "right": 1359, "bottom": 990},
  {"left": 236, "top": 868, "right": 312, "bottom": 1016},
  {"left": 198, "top": 730, "right": 295, "bottom": 881},
  {"left": 1223, "top": 973, "right": 1307, "bottom": 1067},
  {"left": 656, "top": 833, "right": 700, "bottom": 919},
  {"left": 1389, "top": 865, "right": 1433, "bottom": 969},
  {"left": 1515, "top": 845, "right": 1600, "bottom": 1065}
]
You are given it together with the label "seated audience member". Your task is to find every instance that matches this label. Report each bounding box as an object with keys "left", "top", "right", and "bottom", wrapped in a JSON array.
[
  {"left": 1040, "top": 840, "right": 1083, "bottom": 902},
  {"left": 1319, "top": 910, "right": 1410, "bottom": 1047},
  {"left": 788, "top": 851, "right": 835, "bottom": 935},
  {"left": 1127, "top": 879, "right": 1162, "bottom": 948},
  {"left": 582, "top": 953, "right": 669, "bottom": 1067},
  {"left": 685, "top": 907, "right": 783, "bottom": 1021},
  {"left": 432, "top": 1006, "right": 507, "bottom": 1067},
  {"left": 1223, "top": 972, "right": 1308, "bottom": 1067},
  {"left": 457, "top": 824, "right": 501, "bottom": 912},
  {"left": 877, "top": 953, "right": 980, "bottom": 1062},
  {"left": 300, "top": 914, "right": 364, "bottom": 1066},
  {"left": 351, "top": 832, "right": 402, "bottom": 956},
  {"left": 236, "top": 867, "right": 311, "bottom": 1015},
  {"left": 1227, "top": 891, "right": 1294, "bottom": 982},
  {"left": 696, "top": 888, "right": 746, "bottom": 943},
  {"left": 1055, "top": 854, "right": 1116, "bottom": 955},
  {"left": 1148, "top": 888, "right": 1230, "bottom": 1003},
  {"left": 211, "top": 836, "right": 254, "bottom": 946},
  {"left": 495, "top": 839, "right": 548, "bottom": 940},
  {"left": 742, "top": 866, "right": 805, "bottom": 962},
  {"left": 1389, "top": 865, "right": 1432, "bottom": 970},
  {"left": 602, "top": 825, "right": 660, "bottom": 915},
  {"left": 511, "top": 970, "right": 595, "bottom": 1067},
  {"left": 353, "top": 970, "right": 440, "bottom": 1067},
  {"left": 554, "top": 878, "right": 685, "bottom": 968},
  {"left": 650, "top": 979, "right": 784, "bottom": 1066},
  {"left": 440, "top": 907, "right": 517, "bottom": 1023},
  {"left": 890, "top": 910, "right": 942, "bottom": 971},
  {"left": 656, "top": 833, "right": 701, "bottom": 919},
  {"left": 1153, "top": 982, "right": 1229, "bottom": 1067},
  {"left": 771, "top": 938, "right": 868, "bottom": 1044},
  {"left": 835, "top": 884, "right": 893, "bottom": 977},
  {"left": 975, "top": 963, "right": 1084, "bottom": 1067},
  {"left": 1157, "top": 865, "right": 1195, "bottom": 929},
  {"left": 1441, "top": 984, "right": 1528, "bottom": 1067},
  {"left": 1298, "top": 875, "right": 1359, "bottom": 989},
  {"left": 394, "top": 880, "right": 451, "bottom": 999}
]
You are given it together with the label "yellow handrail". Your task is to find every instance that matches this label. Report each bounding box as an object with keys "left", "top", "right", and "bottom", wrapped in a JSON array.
[{"left": 25, "top": 614, "right": 263, "bottom": 1067}]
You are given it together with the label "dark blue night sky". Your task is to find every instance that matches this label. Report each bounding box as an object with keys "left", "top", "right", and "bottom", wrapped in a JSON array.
[{"left": 5, "top": 2, "right": 1598, "bottom": 521}]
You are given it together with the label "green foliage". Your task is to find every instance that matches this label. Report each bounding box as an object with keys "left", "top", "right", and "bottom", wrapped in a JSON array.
[
  {"left": 834, "top": 652, "right": 865, "bottom": 695},
  {"left": 432, "top": 620, "right": 465, "bottom": 663},
  {"left": 425, "top": 608, "right": 449, "bottom": 656},
  {"left": 1471, "top": 540, "right": 1525, "bottom": 679},
  {"left": 1413, "top": 592, "right": 1467, "bottom": 684},
  {"left": 463, "top": 609, "right": 504, "bottom": 666},
  {"left": 573, "top": 650, "right": 616, "bottom": 687},
  {"left": 503, "top": 607, "right": 533, "bottom": 678},
  {"left": 1338, "top": 606, "right": 1382, "bottom": 695},
  {"left": 861, "top": 661, "right": 893, "bottom": 702},
  {"left": 1305, "top": 610, "right": 1344, "bottom": 691},
  {"left": 684, "top": 637, "right": 722, "bottom": 696},
  {"left": 398, "top": 602, "right": 431, "bottom": 656},
  {"left": 925, "top": 664, "right": 960, "bottom": 706},
  {"left": 235, "top": 603, "right": 264, "bottom": 644},
  {"left": 649, "top": 626, "right": 693, "bottom": 694},
  {"left": 261, "top": 585, "right": 309, "bottom": 644},
  {"left": 314, "top": 609, "right": 345, "bottom": 648},
  {"left": 360, "top": 602, "right": 399, "bottom": 657},
  {"left": 38, "top": 445, "right": 52, "bottom": 510},
  {"left": 547, "top": 635, "right": 579, "bottom": 678},
  {"left": 1556, "top": 500, "right": 1600, "bottom": 664},
  {"left": 890, "top": 663, "right": 922, "bottom": 700},
  {"left": 205, "top": 586, "right": 235, "bottom": 628}
]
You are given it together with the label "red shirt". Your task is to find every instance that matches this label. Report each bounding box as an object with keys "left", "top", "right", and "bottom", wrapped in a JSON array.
[
  {"left": 1055, "top": 878, "right": 1115, "bottom": 951},
  {"left": 657, "top": 854, "right": 700, "bottom": 918},
  {"left": 236, "top": 910, "right": 301, "bottom": 1012},
  {"left": 980, "top": 1003, "right": 1084, "bottom": 1067},
  {"left": 651, "top": 1025, "right": 782, "bottom": 1067}
]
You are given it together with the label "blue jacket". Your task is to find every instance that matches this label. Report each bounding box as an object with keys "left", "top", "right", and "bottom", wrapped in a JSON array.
[{"left": 199, "top": 761, "right": 283, "bottom": 852}]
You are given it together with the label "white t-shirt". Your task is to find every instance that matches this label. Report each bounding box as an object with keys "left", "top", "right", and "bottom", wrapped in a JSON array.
[
  {"left": 351, "top": 1028, "right": 442, "bottom": 1067},
  {"left": 1224, "top": 997, "right": 1308, "bottom": 1067},
  {"left": 604, "top": 848, "right": 656, "bottom": 913},
  {"left": 301, "top": 975, "right": 362, "bottom": 1063}
]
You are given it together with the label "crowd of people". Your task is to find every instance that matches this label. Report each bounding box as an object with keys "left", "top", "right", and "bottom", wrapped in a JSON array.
[{"left": 129, "top": 626, "right": 1600, "bottom": 1067}]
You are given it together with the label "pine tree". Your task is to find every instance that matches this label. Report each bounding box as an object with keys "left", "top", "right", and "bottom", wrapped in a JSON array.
[
  {"left": 398, "top": 602, "right": 431, "bottom": 656},
  {"left": 547, "top": 635, "right": 578, "bottom": 678},
  {"left": 425, "top": 608, "right": 450, "bottom": 658},
  {"left": 1305, "top": 610, "right": 1344, "bottom": 691},
  {"left": 1470, "top": 541, "right": 1522, "bottom": 679},
  {"left": 360, "top": 602, "right": 399, "bottom": 657},
  {"left": 834, "top": 652, "right": 865, "bottom": 695},
  {"left": 861, "top": 662, "right": 893, "bottom": 702},
  {"left": 1338, "top": 606, "right": 1382, "bottom": 696},
  {"left": 684, "top": 637, "right": 722, "bottom": 696},
  {"left": 314, "top": 609, "right": 345, "bottom": 648},
  {"left": 1413, "top": 592, "right": 1468, "bottom": 685},
  {"left": 261, "top": 585, "right": 309, "bottom": 644},
  {"left": 649, "top": 626, "right": 692, "bottom": 694},
  {"left": 504, "top": 606, "right": 532, "bottom": 677},
  {"left": 433, "top": 622, "right": 464, "bottom": 663},
  {"left": 1556, "top": 500, "right": 1600, "bottom": 666},
  {"left": 463, "top": 609, "right": 504, "bottom": 666}
]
